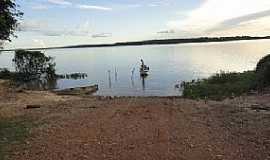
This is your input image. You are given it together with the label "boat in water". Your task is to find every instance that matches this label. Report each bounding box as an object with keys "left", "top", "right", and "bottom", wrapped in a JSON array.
[
  {"left": 140, "top": 59, "right": 149, "bottom": 77},
  {"left": 54, "top": 84, "right": 98, "bottom": 95}
]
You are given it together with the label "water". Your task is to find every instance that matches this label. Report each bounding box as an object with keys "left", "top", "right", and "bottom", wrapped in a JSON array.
[{"left": 1, "top": 39, "right": 270, "bottom": 96}]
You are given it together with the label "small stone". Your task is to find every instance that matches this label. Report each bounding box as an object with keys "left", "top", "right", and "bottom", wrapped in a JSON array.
[{"left": 216, "top": 154, "right": 223, "bottom": 160}]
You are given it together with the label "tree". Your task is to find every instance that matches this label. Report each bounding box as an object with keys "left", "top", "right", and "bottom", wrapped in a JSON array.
[
  {"left": 13, "top": 50, "right": 56, "bottom": 81},
  {"left": 0, "top": 0, "right": 23, "bottom": 41},
  {"left": 255, "top": 54, "right": 270, "bottom": 90}
]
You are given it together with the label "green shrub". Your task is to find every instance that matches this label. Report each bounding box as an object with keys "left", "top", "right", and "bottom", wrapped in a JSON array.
[
  {"left": 13, "top": 50, "right": 56, "bottom": 81},
  {"left": 182, "top": 71, "right": 257, "bottom": 100},
  {"left": 256, "top": 54, "right": 270, "bottom": 89},
  {"left": 182, "top": 54, "right": 270, "bottom": 100}
]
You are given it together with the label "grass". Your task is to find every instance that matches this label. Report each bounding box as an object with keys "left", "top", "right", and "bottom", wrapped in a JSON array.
[
  {"left": 182, "top": 71, "right": 257, "bottom": 100},
  {"left": 0, "top": 117, "right": 32, "bottom": 160}
]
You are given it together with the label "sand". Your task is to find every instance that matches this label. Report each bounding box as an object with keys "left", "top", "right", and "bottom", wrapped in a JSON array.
[{"left": 0, "top": 80, "right": 270, "bottom": 160}]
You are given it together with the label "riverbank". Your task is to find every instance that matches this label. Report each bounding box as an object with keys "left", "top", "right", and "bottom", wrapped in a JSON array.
[{"left": 0, "top": 80, "right": 270, "bottom": 160}]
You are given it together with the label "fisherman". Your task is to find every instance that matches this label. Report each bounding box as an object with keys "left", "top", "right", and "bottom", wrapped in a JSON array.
[
  {"left": 141, "top": 59, "right": 145, "bottom": 68},
  {"left": 140, "top": 59, "right": 149, "bottom": 71}
]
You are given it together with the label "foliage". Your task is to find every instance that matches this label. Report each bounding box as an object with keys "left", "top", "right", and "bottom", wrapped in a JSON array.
[
  {"left": 13, "top": 50, "right": 56, "bottom": 81},
  {"left": 0, "top": 68, "right": 16, "bottom": 79},
  {"left": 1, "top": 50, "right": 88, "bottom": 90},
  {"left": 182, "top": 71, "right": 257, "bottom": 100},
  {"left": 255, "top": 54, "right": 270, "bottom": 90},
  {"left": 0, "top": 0, "right": 23, "bottom": 41},
  {"left": 56, "top": 73, "right": 88, "bottom": 79}
]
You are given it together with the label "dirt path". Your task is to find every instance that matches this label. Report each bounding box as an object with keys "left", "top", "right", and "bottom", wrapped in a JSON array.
[{"left": 0, "top": 81, "right": 270, "bottom": 160}]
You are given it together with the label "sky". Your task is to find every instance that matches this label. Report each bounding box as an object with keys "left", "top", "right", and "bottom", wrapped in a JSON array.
[{"left": 4, "top": 0, "right": 270, "bottom": 49}]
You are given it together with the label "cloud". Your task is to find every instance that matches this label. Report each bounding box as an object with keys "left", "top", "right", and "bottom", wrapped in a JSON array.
[
  {"left": 148, "top": 1, "right": 171, "bottom": 7},
  {"left": 168, "top": 0, "right": 270, "bottom": 37},
  {"left": 18, "top": 20, "right": 67, "bottom": 37},
  {"left": 76, "top": 5, "right": 112, "bottom": 11},
  {"left": 47, "top": 0, "right": 72, "bottom": 6},
  {"left": 18, "top": 20, "right": 49, "bottom": 32},
  {"left": 32, "top": 5, "right": 49, "bottom": 10},
  {"left": 17, "top": 20, "right": 113, "bottom": 38},
  {"left": 122, "top": 4, "right": 142, "bottom": 8},
  {"left": 157, "top": 29, "right": 175, "bottom": 34},
  {"left": 33, "top": 39, "right": 47, "bottom": 48},
  {"left": 208, "top": 9, "right": 270, "bottom": 33},
  {"left": 114, "top": 1, "right": 171, "bottom": 10},
  {"left": 92, "top": 33, "right": 112, "bottom": 38}
]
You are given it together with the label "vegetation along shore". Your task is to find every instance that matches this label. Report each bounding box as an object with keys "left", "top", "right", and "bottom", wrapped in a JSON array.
[{"left": 181, "top": 54, "right": 270, "bottom": 100}]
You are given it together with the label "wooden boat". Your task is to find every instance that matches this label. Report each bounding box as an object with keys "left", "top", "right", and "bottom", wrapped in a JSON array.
[
  {"left": 140, "top": 59, "right": 149, "bottom": 76},
  {"left": 54, "top": 84, "right": 98, "bottom": 95}
]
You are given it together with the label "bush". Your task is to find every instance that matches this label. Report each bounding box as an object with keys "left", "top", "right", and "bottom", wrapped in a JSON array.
[
  {"left": 182, "top": 71, "right": 257, "bottom": 100},
  {"left": 0, "top": 68, "right": 18, "bottom": 80},
  {"left": 13, "top": 50, "right": 56, "bottom": 81},
  {"left": 182, "top": 54, "right": 270, "bottom": 100},
  {"left": 256, "top": 54, "right": 270, "bottom": 89}
]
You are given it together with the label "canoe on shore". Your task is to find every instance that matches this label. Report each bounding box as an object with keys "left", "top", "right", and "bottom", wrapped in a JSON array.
[{"left": 53, "top": 85, "right": 98, "bottom": 95}]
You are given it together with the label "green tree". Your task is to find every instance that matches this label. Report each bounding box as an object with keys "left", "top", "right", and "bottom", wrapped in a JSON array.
[
  {"left": 256, "top": 54, "right": 270, "bottom": 89},
  {"left": 0, "top": 0, "right": 23, "bottom": 41},
  {"left": 13, "top": 50, "right": 56, "bottom": 81}
]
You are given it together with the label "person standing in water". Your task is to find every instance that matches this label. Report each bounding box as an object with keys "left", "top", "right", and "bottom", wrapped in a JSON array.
[{"left": 141, "top": 59, "right": 145, "bottom": 67}]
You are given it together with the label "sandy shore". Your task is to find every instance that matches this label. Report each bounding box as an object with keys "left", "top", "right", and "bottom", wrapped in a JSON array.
[{"left": 0, "top": 80, "right": 270, "bottom": 160}]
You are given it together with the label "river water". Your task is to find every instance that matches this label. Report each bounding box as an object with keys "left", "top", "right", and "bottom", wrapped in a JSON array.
[{"left": 1, "top": 40, "right": 270, "bottom": 96}]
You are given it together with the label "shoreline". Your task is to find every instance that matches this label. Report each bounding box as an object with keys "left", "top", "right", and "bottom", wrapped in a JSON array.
[{"left": 1, "top": 80, "right": 270, "bottom": 160}]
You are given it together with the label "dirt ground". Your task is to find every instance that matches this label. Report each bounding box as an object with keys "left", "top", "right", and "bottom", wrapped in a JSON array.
[{"left": 0, "top": 80, "right": 270, "bottom": 160}]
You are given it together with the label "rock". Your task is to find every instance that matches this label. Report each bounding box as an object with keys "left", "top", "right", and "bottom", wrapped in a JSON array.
[
  {"left": 215, "top": 154, "right": 224, "bottom": 160},
  {"left": 15, "top": 88, "right": 24, "bottom": 93}
]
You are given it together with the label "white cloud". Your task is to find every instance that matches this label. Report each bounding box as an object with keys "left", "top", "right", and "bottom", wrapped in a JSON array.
[
  {"left": 77, "top": 5, "right": 112, "bottom": 11},
  {"left": 148, "top": 1, "right": 171, "bottom": 7},
  {"left": 168, "top": 0, "right": 270, "bottom": 37},
  {"left": 92, "top": 33, "right": 112, "bottom": 38},
  {"left": 32, "top": 5, "right": 49, "bottom": 10},
  {"left": 18, "top": 20, "right": 49, "bottom": 32},
  {"left": 123, "top": 4, "right": 142, "bottom": 8},
  {"left": 17, "top": 20, "right": 112, "bottom": 38},
  {"left": 47, "top": 0, "right": 72, "bottom": 6},
  {"left": 33, "top": 39, "right": 47, "bottom": 48},
  {"left": 148, "top": 4, "right": 159, "bottom": 7}
]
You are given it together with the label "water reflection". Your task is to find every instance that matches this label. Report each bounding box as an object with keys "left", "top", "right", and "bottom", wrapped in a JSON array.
[
  {"left": 15, "top": 72, "right": 88, "bottom": 90},
  {"left": 9, "top": 50, "right": 88, "bottom": 90},
  {"left": 2, "top": 40, "right": 270, "bottom": 96},
  {"left": 131, "top": 68, "right": 135, "bottom": 88},
  {"left": 114, "top": 67, "right": 118, "bottom": 82},
  {"left": 108, "top": 70, "right": 112, "bottom": 88},
  {"left": 18, "top": 78, "right": 57, "bottom": 90},
  {"left": 141, "top": 74, "right": 148, "bottom": 91}
]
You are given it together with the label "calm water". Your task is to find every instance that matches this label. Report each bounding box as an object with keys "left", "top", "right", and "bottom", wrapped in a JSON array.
[{"left": 1, "top": 40, "right": 270, "bottom": 96}]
